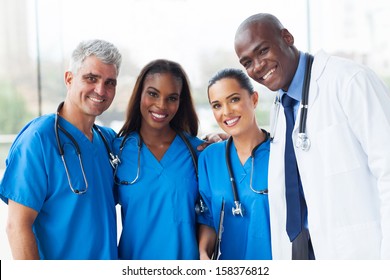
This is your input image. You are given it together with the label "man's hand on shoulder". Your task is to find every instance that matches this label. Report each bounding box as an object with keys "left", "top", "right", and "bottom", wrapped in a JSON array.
[{"left": 197, "top": 132, "right": 229, "bottom": 151}]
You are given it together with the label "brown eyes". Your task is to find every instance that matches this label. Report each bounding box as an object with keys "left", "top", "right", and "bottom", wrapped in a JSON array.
[{"left": 147, "top": 91, "right": 179, "bottom": 102}]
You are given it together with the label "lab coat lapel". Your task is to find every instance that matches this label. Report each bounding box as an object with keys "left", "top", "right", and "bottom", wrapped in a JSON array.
[{"left": 307, "top": 50, "right": 330, "bottom": 109}]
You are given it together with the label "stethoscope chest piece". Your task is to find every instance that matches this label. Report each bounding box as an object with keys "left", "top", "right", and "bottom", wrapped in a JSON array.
[
  {"left": 295, "top": 133, "right": 311, "bottom": 151},
  {"left": 232, "top": 201, "right": 245, "bottom": 217}
]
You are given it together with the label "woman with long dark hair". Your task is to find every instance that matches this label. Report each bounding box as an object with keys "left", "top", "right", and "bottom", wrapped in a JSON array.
[{"left": 114, "top": 59, "right": 202, "bottom": 260}]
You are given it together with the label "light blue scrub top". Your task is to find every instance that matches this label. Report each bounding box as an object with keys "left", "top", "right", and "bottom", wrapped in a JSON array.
[
  {"left": 113, "top": 131, "right": 203, "bottom": 260},
  {"left": 197, "top": 138, "right": 272, "bottom": 260},
  {"left": 0, "top": 114, "right": 118, "bottom": 260}
]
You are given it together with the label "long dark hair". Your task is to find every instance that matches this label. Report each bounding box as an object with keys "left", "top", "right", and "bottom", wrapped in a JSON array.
[{"left": 118, "top": 59, "right": 199, "bottom": 137}]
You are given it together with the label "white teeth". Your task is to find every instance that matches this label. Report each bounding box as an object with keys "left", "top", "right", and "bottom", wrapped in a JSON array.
[
  {"left": 262, "top": 68, "right": 275, "bottom": 80},
  {"left": 151, "top": 112, "right": 166, "bottom": 119},
  {"left": 89, "top": 97, "right": 104, "bottom": 103},
  {"left": 226, "top": 117, "right": 239, "bottom": 126}
]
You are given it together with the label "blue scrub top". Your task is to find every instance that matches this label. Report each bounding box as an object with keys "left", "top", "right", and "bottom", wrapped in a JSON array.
[
  {"left": 113, "top": 131, "right": 203, "bottom": 260},
  {"left": 0, "top": 114, "right": 118, "bottom": 260},
  {"left": 198, "top": 138, "right": 272, "bottom": 260}
]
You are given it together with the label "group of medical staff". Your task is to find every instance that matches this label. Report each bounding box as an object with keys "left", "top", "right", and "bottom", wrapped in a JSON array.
[{"left": 1, "top": 12, "right": 390, "bottom": 260}]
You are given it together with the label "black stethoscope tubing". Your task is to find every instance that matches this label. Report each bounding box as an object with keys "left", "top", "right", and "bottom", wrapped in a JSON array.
[
  {"left": 298, "top": 53, "right": 314, "bottom": 135},
  {"left": 55, "top": 102, "right": 120, "bottom": 194},
  {"left": 115, "top": 127, "right": 198, "bottom": 184},
  {"left": 56, "top": 102, "right": 119, "bottom": 167},
  {"left": 225, "top": 130, "right": 270, "bottom": 216},
  {"left": 270, "top": 53, "right": 314, "bottom": 151}
]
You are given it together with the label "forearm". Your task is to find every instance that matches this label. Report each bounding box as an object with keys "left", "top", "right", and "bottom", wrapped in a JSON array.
[
  {"left": 6, "top": 199, "right": 40, "bottom": 259},
  {"left": 198, "top": 224, "right": 216, "bottom": 260},
  {"left": 7, "top": 222, "right": 40, "bottom": 259}
]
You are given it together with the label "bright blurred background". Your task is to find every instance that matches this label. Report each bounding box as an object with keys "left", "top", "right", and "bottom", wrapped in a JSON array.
[{"left": 1, "top": 0, "right": 389, "bottom": 259}]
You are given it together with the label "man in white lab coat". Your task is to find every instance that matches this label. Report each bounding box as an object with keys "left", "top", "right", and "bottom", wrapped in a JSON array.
[{"left": 234, "top": 13, "right": 390, "bottom": 259}]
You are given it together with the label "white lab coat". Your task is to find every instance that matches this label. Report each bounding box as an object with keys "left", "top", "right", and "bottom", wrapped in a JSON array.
[{"left": 268, "top": 50, "right": 390, "bottom": 259}]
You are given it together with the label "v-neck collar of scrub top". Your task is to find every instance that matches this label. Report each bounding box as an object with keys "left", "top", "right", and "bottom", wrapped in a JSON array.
[{"left": 141, "top": 133, "right": 182, "bottom": 173}]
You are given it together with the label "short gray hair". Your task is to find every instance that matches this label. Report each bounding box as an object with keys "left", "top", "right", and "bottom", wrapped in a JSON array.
[{"left": 69, "top": 39, "right": 122, "bottom": 75}]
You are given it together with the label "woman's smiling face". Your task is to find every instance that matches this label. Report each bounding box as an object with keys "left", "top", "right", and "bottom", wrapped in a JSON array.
[
  {"left": 208, "top": 77, "right": 258, "bottom": 137},
  {"left": 140, "top": 72, "right": 182, "bottom": 131}
]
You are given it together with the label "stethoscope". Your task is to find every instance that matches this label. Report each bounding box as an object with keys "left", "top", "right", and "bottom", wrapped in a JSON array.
[
  {"left": 226, "top": 130, "right": 269, "bottom": 217},
  {"left": 114, "top": 128, "right": 198, "bottom": 186},
  {"left": 55, "top": 102, "right": 120, "bottom": 195},
  {"left": 270, "top": 53, "right": 314, "bottom": 152}
]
